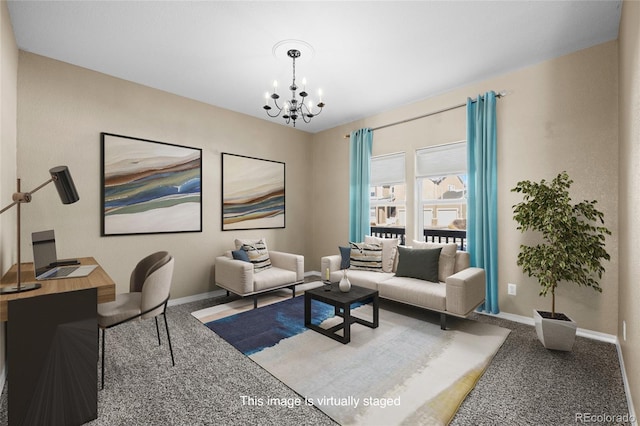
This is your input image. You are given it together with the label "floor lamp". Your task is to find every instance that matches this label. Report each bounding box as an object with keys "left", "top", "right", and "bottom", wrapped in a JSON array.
[{"left": 0, "top": 166, "right": 79, "bottom": 294}]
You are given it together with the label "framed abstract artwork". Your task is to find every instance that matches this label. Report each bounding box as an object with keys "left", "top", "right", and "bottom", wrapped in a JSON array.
[
  {"left": 101, "top": 133, "right": 202, "bottom": 236},
  {"left": 221, "top": 153, "right": 285, "bottom": 230}
]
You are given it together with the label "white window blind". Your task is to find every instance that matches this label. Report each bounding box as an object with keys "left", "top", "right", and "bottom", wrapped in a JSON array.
[
  {"left": 415, "top": 141, "right": 466, "bottom": 178},
  {"left": 371, "top": 152, "right": 405, "bottom": 186}
]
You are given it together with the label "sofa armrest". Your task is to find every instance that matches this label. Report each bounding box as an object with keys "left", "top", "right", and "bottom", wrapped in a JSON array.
[
  {"left": 445, "top": 267, "right": 486, "bottom": 316},
  {"left": 215, "top": 256, "right": 254, "bottom": 296},
  {"left": 269, "top": 251, "right": 304, "bottom": 282},
  {"left": 320, "top": 255, "right": 342, "bottom": 276}
]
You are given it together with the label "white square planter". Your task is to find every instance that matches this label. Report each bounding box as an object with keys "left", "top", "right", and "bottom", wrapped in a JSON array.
[{"left": 533, "top": 309, "right": 577, "bottom": 351}]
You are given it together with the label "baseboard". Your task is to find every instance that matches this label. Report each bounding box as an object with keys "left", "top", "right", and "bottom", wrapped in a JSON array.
[
  {"left": 306, "top": 271, "right": 321, "bottom": 278},
  {"left": 168, "top": 289, "right": 227, "bottom": 307},
  {"left": 478, "top": 310, "right": 617, "bottom": 344},
  {"left": 616, "top": 338, "right": 638, "bottom": 426}
]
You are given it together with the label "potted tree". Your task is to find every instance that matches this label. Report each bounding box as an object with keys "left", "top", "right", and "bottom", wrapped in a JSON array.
[{"left": 511, "top": 172, "right": 611, "bottom": 351}]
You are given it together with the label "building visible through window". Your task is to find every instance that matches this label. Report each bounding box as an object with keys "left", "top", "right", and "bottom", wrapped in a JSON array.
[{"left": 416, "top": 141, "right": 467, "bottom": 247}]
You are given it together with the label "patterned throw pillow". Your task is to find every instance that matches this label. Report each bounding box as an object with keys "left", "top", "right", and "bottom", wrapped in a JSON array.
[
  {"left": 349, "top": 242, "right": 383, "bottom": 272},
  {"left": 240, "top": 239, "right": 272, "bottom": 273},
  {"left": 364, "top": 235, "right": 400, "bottom": 273}
]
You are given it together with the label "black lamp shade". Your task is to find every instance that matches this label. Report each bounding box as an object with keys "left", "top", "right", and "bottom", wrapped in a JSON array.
[{"left": 49, "top": 166, "right": 79, "bottom": 204}]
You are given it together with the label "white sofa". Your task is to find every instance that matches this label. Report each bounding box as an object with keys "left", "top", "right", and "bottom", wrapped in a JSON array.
[
  {"left": 320, "top": 243, "right": 485, "bottom": 329},
  {"left": 215, "top": 239, "right": 304, "bottom": 308}
]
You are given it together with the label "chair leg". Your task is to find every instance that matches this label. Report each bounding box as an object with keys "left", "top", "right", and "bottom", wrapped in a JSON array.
[
  {"left": 155, "top": 316, "right": 162, "bottom": 346},
  {"left": 101, "top": 328, "right": 106, "bottom": 390},
  {"left": 163, "top": 313, "right": 175, "bottom": 366},
  {"left": 253, "top": 295, "right": 258, "bottom": 309},
  {"left": 291, "top": 285, "right": 296, "bottom": 298}
]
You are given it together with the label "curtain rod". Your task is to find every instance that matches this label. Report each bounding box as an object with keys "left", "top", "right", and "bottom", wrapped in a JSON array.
[{"left": 343, "top": 90, "right": 507, "bottom": 139}]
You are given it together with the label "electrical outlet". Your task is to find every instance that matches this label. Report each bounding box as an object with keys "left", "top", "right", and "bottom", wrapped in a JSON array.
[
  {"left": 508, "top": 283, "right": 517, "bottom": 296},
  {"left": 623, "top": 320, "right": 627, "bottom": 341}
]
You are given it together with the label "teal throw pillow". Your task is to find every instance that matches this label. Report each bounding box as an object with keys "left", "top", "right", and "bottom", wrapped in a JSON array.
[
  {"left": 395, "top": 246, "right": 442, "bottom": 283},
  {"left": 339, "top": 246, "right": 351, "bottom": 269},
  {"left": 232, "top": 249, "right": 250, "bottom": 263}
]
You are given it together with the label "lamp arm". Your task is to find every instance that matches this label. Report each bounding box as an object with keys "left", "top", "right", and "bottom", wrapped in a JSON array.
[
  {"left": 25, "top": 177, "right": 55, "bottom": 197},
  {"left": 0, "top": 177, "right": 54, "bottom": 215},
  {"left": 0, "top": 200, "right": 18, "bottom": 215}
]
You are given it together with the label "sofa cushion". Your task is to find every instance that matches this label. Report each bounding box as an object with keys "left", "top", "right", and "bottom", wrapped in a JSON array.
[
  {"left": 252, "top": 266, "right": 297, "bottom": 292},
  {"left": 378, "top": 276, "right": 447, "bottom": 312},
  {"left": 337, "top": 269, "right": 394, "bottom": 291},
  {"left": 239, "top": 239, "right": 272, "bottom": 273},
  {"left": 413, "top": 241, "right": 457, "bottom": 281},
  {"left": 364, "top": 235, "right": 400, "bottom": 272},
  {"left": 349, "top": 242, "right": 383, "bottom": 272},
  {"left": 395, "top": 246, "right": 441, "bottom": 283}
]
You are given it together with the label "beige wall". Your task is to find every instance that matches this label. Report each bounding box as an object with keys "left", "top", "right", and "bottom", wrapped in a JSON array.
[
  {"left": 618, "top": 0, "right": 639, "bottom": 417},
  {"left": 16, "top": 52, "right": 312, "bottom": 299},
  {"left": 0, "top": 0, "right": 18, "bottom": 387},
  {"left": 311, "top": 40, "right": 619, "bottom": 335}
]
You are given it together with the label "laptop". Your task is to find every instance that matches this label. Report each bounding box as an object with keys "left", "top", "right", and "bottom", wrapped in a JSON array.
[{"left": 32, "top": 230, "right": 98, "bottom": 280}]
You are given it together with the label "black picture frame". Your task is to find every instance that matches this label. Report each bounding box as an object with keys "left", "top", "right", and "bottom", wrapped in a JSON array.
[
  {"left": 101, "top": 132, "right": 202, "bottom": 236},
  {"left": 221, "top": 153, "right": 285, "bottom": 231}
]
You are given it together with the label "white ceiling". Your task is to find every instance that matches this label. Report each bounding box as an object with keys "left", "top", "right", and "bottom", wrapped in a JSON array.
[{"left": 7, "top": 1, "right": 622, "bottom": 134}]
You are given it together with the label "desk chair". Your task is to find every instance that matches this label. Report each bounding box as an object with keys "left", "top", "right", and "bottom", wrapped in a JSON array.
[{"left": 97, "top": 251, "right": 175, "bottom": 389}]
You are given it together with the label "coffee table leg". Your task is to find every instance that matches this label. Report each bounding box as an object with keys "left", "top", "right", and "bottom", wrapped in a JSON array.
[
  {"left": 304, "top": 292, "right": 311, "bottom": 326},
  {"left": 342, "top": 303, "right": 351, "bottom": 344}
]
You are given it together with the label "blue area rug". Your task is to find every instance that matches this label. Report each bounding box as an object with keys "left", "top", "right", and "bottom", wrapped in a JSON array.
[
  {"left": 200, "top": 292, "right": 510, "bottom": 425},
  {"left": 205, "top": 296, "right": 335, "bottom": 355}
]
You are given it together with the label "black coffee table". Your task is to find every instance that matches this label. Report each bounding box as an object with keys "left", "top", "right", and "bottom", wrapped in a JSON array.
[{"left": 304, "top": 283, "right": 379, "bottom": 344}]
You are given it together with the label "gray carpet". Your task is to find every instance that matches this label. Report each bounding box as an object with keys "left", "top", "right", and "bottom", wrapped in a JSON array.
[{"left": 0, "top": 289, "right": 630, "bottom": 425}]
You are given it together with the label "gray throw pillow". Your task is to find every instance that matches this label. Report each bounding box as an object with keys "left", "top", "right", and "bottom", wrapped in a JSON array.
[
  {"left": 395, "top": 246, "right": 442, "bottom": 283},
  {"left": 339, "top": 246, "right": 351, "bottom": 269}
]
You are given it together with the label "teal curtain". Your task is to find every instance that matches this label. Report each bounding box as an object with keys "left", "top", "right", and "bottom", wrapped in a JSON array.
[
  {"left": 349, "top": 128, "right": 373, "bottom": 242},
  {"left": 467, "top": 91, "right": 499, "bottom": 314}
]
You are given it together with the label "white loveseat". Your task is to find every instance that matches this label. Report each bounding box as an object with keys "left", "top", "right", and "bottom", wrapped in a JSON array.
[
  {"left": 320, "top": 239, "right": 486, "bottom": 329},
  {"left": 215, "top": 238, "right": 304, "bottom": 308}
]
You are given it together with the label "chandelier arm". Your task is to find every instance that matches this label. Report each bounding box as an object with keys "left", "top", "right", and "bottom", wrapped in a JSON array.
[
  {"left": 299, "top": 103, "right": 312, "bottom": 123},
  {"left": 273, "top": 97, "right": 284, "bottom": 111},
  {"left": 265, "top": 108, "right": 282, "bottom": 118}
]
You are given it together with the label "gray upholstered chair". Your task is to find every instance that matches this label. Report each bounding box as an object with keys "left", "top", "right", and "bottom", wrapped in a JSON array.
[
  {"left": 97, "top": 251, "right": 175, "bottom": 389},
  {"left": 215, "top": 238, "right": 304, "bottom": 308}
]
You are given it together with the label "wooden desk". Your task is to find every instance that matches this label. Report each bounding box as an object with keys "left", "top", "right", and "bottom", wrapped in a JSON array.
[
  {"left": 0, "top": 256, "right": 115, "bottom": 322},
  {"left": 0, "top": 257, "right": 116, "bottom": 426}
]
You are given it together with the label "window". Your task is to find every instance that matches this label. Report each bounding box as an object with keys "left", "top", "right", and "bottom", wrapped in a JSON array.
[
  {"left": 369, "top": 153, "right": 406, "bottom": 229},
  {"left": 416, "top": 142, "right": 467, "bottom": 241}
]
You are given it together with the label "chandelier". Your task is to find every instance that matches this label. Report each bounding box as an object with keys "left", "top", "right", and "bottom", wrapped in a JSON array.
[{"left": 263, "top": 49, "right": 325, "bottom": 127}]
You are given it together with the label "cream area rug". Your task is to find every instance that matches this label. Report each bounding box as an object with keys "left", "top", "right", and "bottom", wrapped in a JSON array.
[{"left": 193, "top": 284, "right": 510, "bottom": 425}]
